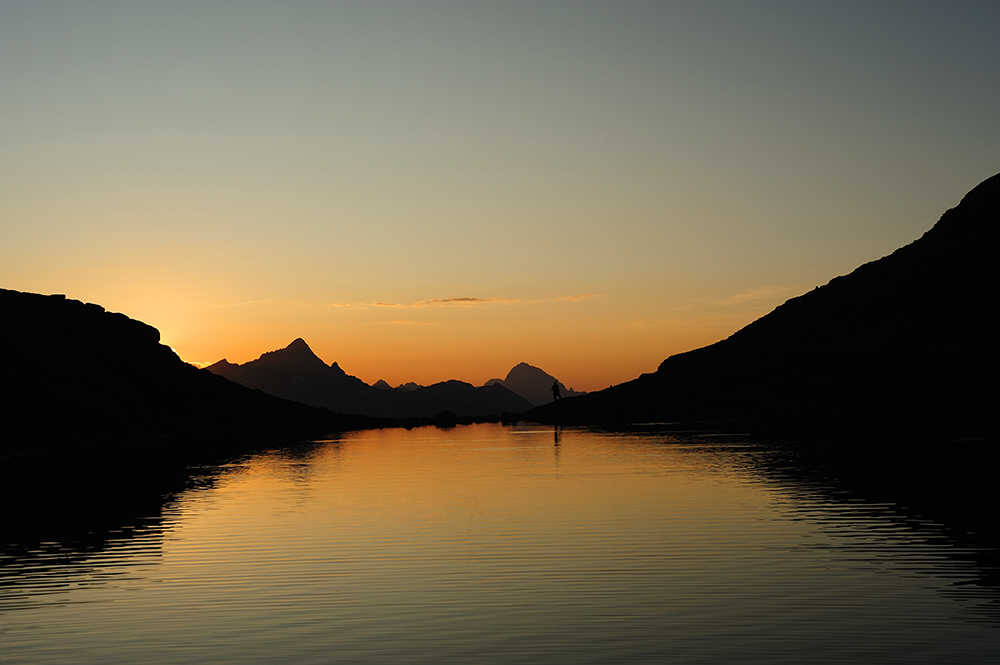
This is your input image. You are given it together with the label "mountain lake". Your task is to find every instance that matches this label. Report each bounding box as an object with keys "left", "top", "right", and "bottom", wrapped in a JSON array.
[{"left": 2, "top": 423, "right": 998, "bottom": 664}]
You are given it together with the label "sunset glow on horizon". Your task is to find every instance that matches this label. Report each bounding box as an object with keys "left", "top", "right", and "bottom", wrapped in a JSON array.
[{"left": 2, "top": 1, "right": 998, "bottom": 392}]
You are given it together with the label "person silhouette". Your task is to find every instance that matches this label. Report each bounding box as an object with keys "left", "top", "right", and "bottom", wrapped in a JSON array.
[{"left": 551, "top": 380, "right": 561, "bottom": 401}]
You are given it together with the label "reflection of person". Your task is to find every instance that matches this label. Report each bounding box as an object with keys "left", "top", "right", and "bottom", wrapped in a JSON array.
[{"left": 551, "top": 380, "right": 561, "bottom": 401}]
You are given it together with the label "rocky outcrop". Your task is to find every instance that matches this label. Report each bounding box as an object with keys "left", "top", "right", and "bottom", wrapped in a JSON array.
[{"left": 0, "top": 290, "right": 362, "bottom": 453}]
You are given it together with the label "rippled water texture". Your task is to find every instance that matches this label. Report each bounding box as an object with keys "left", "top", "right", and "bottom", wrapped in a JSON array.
[{"left": 2, "top": 424, "right": 998, "bottom": 664}]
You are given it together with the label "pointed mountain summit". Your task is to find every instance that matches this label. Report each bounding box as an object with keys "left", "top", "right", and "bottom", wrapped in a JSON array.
[
  {"left": 244, "top": 338, "right": 328, "bottom": 372},
  {"left": 207, "top": 339, "right": 372, "bottom": 412},
  {"left": 528, "top": 172, "right": 1000, "bottom": 439},
  {"left": 207, "top": 338, "right": 331, "bottom": 387},
  {"left": 489, "top": 362, "right": 585, "bottom": 406}
]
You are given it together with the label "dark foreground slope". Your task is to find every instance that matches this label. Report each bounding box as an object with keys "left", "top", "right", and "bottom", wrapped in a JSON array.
[
  {"left": 0, "top": 290, "right": 376, "bottom": 459},
  {"left": 529, "top": 173, "right": 1000, "bottom": 439}
]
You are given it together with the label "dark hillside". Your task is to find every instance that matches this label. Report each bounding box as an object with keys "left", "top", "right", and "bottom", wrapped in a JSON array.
[
  {"left": 528, "top": 173, "right": 999, "bottom": 439},
  {"left": 0, "top": 290, "right": 368, "bottom": 458}
]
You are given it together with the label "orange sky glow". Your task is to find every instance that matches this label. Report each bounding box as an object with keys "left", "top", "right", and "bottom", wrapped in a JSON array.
[{"left": 2, "top": 2, "right": 998, "bottom": 392}]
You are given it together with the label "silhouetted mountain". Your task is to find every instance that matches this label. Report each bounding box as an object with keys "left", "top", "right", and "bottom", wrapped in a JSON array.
[
  {"left": 486, "top": 362, "right": 585, "bottom": 406},
  {"left": 397, "top": 380, "right": 534, "bottom": 419},
  {"left": 0, "top": 290, "right": 370, "bottom": 457},
  {"left": 207, "top": 341, "right": 533, "bottom": 418},
  {"left": 528, "top": 173, "right": 1000, "bottom": 440},
  {"left": 373, "top": 380, "right": 393, "bottom": 391},
  {"left": 206, "top": 338, "right": 375, "bottom": 415}
]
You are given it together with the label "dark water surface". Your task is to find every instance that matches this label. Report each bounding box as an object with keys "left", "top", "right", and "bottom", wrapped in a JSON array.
[{"left": 2, "top": 424, "right": 998, "bottom": 664}]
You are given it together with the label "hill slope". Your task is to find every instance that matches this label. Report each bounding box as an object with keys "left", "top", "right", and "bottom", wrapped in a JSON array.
[
  {"left": 528, "top": 173, "right": 1000, "bottom": 438},
  {"left": 0, "top": 290, "right": 365, "bottom": 455}
]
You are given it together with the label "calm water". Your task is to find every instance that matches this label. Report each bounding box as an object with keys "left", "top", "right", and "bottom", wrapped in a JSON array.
[{"left": 2, "top": 424, "right": 998, "bottom": 664}]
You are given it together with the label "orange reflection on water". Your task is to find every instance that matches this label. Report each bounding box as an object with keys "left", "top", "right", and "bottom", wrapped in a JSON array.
[
  {"left": 166, "top": 424, "right": 769, "bottom": 574},
  {"left": 10, "top": 424, "right": 999, "bottom": 664}
]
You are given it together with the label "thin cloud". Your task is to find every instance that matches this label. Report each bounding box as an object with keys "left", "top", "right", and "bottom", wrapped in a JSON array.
[
  {"left": 416, "top": 296, "right": 519, "bottom": 306},
  {"left": 328, "top": 303, "right": 353, "bottom": 308},
  {"left": 368, "top": 294, "right": 595, "bottom": 309},
  {"left": 383, "top": 320, "right": 434, "bottom": 326},
  {"left": 719, "top": 287, "right": 793, "bottom": 305}
]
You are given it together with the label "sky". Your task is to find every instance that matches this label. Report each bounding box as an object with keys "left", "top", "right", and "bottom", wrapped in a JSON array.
[{"left": 2, "top": 1, "right": 998, "bottom": 392}]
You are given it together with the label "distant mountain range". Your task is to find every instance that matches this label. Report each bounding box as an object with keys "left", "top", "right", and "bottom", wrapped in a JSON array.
[
  {"left": 527, "top": 172, "right": 999, "bottom": 440},
  {"left": 484, "top": 362, "right": 585, "bottom": 406},
  {"left": 207, "top": 340, "right": 534, "bottom": 419}
]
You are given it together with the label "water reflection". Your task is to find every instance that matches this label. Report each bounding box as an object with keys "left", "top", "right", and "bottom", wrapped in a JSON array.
[
  {"left": 742, "top": 437, "right": 1000, "bottom": 624},
  {"left": 2, "top": 425, "right": 999, "bottom": 664}
]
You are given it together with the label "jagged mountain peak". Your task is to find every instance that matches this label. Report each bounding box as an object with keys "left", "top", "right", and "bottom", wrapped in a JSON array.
[{"left": 249, "top": 338, "right": 327, "bottom": 372}]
